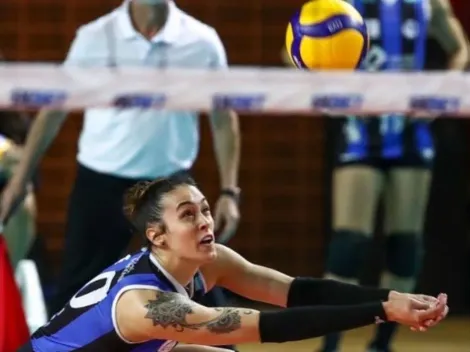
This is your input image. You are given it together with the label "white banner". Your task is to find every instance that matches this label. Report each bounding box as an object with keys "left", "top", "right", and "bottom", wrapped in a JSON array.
[{"left": 0, "top": 63, "right": 468, "bottom": 116}]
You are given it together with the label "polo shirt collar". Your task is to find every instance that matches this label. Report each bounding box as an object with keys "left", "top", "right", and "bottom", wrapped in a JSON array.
[{"left": 117, "top": 0, "right": 181, "bottom": 43}]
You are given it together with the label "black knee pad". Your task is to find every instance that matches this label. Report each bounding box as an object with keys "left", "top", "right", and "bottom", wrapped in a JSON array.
[
  {"left": 385, "top": 233, "right": 424, "bottom": 277},
  {"left": 325, "top": 230, "right": 372, "bottom": 279}
]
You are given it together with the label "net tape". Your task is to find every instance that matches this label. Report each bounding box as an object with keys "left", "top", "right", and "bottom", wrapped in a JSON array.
[{"left": 0, "top": 63, "right": 468, "bottom": 115}]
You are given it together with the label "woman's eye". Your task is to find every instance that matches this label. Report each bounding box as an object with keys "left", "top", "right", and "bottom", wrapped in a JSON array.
[
  {"left": 182, "top": 210, "right": 194, "bottom": 218},
  {"left": 202, "top": 207, "right": 210, "bottom": 214}
]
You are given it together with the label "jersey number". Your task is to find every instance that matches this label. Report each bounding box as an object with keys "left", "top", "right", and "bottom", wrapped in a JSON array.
[
  {"left": 69, "top": 254, "right": 132, "bottom": 309},
  {"left": 362, "top": 45, "right": 387, "bottom": 71},
  {"left": 70, "top": 271, "right": 117, "bottom": 309}
]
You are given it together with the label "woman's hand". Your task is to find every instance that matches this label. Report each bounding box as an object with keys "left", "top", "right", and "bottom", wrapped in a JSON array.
[
  {"left": 383, "top": 292, "right": 448, "bottom": 331},
  {"left": 388, "top": 291, "right": 449, "bottom": 330}
]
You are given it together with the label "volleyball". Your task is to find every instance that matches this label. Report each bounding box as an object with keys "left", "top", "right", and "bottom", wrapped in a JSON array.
[{"left": 285, "top": 0, "right": 369, "bottom": 70}]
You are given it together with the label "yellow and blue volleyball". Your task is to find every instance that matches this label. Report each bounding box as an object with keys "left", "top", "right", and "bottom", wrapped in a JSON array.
[{"left": 285, "top": 0, "right": 369, "bottom": 70}]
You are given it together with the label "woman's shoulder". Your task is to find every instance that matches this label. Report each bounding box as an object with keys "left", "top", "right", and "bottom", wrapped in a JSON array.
[{"left": 199, "top": 244, "right": 234, "bottom": 288}]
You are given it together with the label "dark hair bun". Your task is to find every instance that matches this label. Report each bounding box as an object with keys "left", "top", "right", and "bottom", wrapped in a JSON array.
[{"left": 123, "top": 181, "right": 153, "bottom": 222}]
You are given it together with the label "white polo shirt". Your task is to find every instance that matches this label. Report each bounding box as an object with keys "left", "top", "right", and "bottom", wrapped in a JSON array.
[{"left": 64, "top": 0, "right": 227, "bottom": 179}]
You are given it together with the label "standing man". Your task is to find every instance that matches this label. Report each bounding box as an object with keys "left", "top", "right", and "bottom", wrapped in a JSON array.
[{"left": 0, "top": 0, "right": 240, "bottom": 335}]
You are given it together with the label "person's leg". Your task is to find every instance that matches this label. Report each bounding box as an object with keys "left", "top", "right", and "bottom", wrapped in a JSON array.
[
  {"left": 321, "top": 165, "right": 384, "bottom": 352},
  {"left": 368, "top": 167, "right": 431, "bottom": 352},
  {"left": 2, "top": 190, "right": 36, "bottom": 271},
  {"left": 49, "top": 165, "right": 137, "bottom": 316}
]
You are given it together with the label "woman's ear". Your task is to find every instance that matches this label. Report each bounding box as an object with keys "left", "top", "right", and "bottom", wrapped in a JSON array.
[{"left": 146, "top": 224, "right": 166, "bottom": 248}]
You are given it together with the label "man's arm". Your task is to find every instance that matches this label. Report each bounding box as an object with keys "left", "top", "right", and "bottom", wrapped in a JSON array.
[
  {"left": 8, "top": 110, "right": 66, "bottom": 186},
  {"left": 208, "top": 108, "right": 240, "bottom": 243},
  {"left": 429, "top": 0, "right": 469, "bottom": 70},
  {"left": 115, "top": 288, "right": 421, "bottom": 346},
  {"left": 5, "top": 25, "right": 93, "bottom": 189},
  {"left": 208, "top": 109, "right": 240, "bottom": 190},
  {"left": 0, "top": 110, "right": 67, "bottom": 222},
  {"left": 214, "top": 245, "right": 391, "bottom": 308},
  {"left": 205, "top": 29, "right": 241, "bottom": 243},
  {"left": 207, "top": 29, "right": 240, "bottom": 191},
  {"left": 0, "top": 28, "right": 92, "bottom": 222}
]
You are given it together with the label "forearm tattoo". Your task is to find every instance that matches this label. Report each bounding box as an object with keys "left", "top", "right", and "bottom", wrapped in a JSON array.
[{"left": 144, "top": 291, "right": 249, "bottom": 334}]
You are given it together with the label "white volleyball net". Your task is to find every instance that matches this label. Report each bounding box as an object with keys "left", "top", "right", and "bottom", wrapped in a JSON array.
[
  {"left": 0, "top": 63, "right": 467, "bottom": 116},
  {"left": 1, "top": 63, "right": 468, "bottom": 338}
]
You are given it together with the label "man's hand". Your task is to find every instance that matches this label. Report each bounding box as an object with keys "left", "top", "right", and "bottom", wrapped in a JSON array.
[{"left": 214, "top": 195, "right": 240, "bottom": 245}]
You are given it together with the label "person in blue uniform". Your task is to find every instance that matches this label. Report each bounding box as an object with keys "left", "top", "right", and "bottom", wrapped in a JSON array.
[
  {"left": 20, "top": 173, "right": 448, "bottom": 352},
  {"left": 320, "top": 1, "right": 469, "bottom": 352}
]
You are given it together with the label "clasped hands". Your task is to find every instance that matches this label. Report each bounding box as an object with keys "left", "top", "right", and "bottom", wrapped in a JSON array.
[{"left": 384, "top": 291, "right": 449, "bottom": 332}]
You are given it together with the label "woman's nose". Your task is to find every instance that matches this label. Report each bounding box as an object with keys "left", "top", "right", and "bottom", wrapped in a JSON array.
[{"left": 198, "top": 221, "right": 209, "bottom": 232}]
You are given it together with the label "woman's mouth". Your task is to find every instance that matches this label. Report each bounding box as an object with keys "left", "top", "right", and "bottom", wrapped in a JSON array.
[{"left": 199, "top": 234, "right": 214, "bottom": 245}]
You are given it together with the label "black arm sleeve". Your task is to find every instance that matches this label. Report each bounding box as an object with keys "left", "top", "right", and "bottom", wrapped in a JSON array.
[
  {"left": 259, "top": 302, "right": 387, "bottom": 343},
  {"left": 287, "top": 277, "right": 390, "bottom": 307}
]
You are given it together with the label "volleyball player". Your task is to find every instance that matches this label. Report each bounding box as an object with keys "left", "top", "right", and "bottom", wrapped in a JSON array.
[
  {"left": 0, "top": 2, "right": 240, "bottom": 350},
  {"left": 320, "top": 1, "right": 468, "bottom": 352},
  {"left": 19, "top": 173, "right": 448, "bottom": 352},
  {"left": 281, "top": 1, "right": 467, "bottom": 352}
]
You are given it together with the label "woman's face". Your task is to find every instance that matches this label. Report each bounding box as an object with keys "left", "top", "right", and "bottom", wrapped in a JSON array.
[{"left": 154, "top": 184, "right": 217, "bottom": 263}]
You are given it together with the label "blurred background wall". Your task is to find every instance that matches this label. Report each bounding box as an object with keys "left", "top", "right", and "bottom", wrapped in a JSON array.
[{"left": 0, "top": 0, "right": 469, "bottom": 312}]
